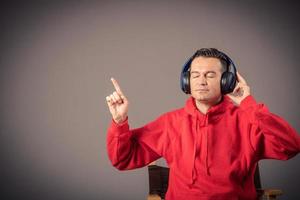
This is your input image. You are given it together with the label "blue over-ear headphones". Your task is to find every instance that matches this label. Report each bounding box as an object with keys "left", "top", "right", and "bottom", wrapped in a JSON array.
[{"left": 180, "top": 49, "right": 237, "bottom": 95}]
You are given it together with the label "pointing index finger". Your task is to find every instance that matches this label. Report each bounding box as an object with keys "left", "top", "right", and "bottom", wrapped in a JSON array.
[{"left": 111, "top": 77, "right": 124, "bottom": 95}]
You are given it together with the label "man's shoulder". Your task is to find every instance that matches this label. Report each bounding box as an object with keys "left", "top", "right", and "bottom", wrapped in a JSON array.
[{"left": 160, "top": 107, "right": 186, "bottom": 119}]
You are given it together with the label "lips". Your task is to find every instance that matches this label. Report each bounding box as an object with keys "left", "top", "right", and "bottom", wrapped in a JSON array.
[{"left": 195, "top": 89, "right": 209, "bottom": 92}]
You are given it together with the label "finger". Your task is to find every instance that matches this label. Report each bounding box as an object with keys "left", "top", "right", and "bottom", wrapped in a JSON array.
[
  {"left": 113, "top": 91, "right": 123, "bottom": 103},
  {"left": 120, "top": 94, "right": 127, "bottom": 102},
  {"left": 236, "top": 71, "right": 247, "bottom": 84},
  {"left": 106, "top": 96, "right": 113, "bottom": 106},
  {"left": 110, "top": 94, "right": 117, "bottom": 104},
  {"left": 231, "top": 82, "right": 241, "bottom": 95},
  {"left": 111, "top": 77, "right": 124, "bottom": 95}
]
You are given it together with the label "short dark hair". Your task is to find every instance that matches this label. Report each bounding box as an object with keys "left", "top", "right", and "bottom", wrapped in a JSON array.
[{"left": 190, "top": 48, "right": 228, "bottom": 72}]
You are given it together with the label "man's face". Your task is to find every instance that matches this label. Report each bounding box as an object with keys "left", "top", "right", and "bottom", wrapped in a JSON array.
[{"left": 190, "top": 56, "right": 223, "bottom": 104}]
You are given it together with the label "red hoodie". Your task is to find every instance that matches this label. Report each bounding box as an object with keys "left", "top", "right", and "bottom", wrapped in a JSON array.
[{"left": 107, "top": 95, "right": 300, "bottom": 200}]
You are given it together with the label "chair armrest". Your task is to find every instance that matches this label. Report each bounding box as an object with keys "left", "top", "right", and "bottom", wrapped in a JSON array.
[
  {"left": 256, "top": 188, "right": 283, "bottom": 199},
  {"left": 147, "top": 194, "right": 162, "bottom": 200}
]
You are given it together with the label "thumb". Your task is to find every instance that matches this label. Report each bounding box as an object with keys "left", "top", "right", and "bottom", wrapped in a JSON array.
[{"left": 120, "top": 94, "right": 128, "bottom": 104}]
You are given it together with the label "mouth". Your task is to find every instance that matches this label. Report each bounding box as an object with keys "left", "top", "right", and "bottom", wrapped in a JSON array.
[{"left": 195, "top": 89, "right": 209, "bottom": 92}]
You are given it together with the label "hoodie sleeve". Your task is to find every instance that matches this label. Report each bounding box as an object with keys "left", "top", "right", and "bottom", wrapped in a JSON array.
[
  {"left": 106, "top": 114, "right": 169, "bottom": 170},
  {"left": 239, "top": 95, "right": 300, "bottom": 161}
]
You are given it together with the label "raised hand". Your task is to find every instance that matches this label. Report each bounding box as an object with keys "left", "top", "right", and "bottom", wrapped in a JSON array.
[
  {"left": 106, "top": 78, "right": 129, "bottom": 124},
  {"left": 227, "top": 72, "right": 251, "bottom": 105}
]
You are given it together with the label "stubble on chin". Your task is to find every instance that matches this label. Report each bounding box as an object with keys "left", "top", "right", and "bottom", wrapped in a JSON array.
[
  {"left": 194, "top": 94, "right": 222, "bottom": 106},
  {"left": 193, "top": 94, "right": 210, "bottom": 103}
]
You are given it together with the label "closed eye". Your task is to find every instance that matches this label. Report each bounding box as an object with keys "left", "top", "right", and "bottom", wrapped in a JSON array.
[
  {"left": 206, "top": 72, "right": 216, "bottom": 78},
  {"left": 190, "top": 71, "right": 217, "bottom": 78},
  {"left": 190, "top": 71, "right": 200, "bottom": 79}
]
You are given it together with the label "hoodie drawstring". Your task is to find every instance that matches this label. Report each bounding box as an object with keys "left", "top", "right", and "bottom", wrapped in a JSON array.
[
  {"left": 191, "top": 116, "right": 210, "bottom": 185},
  {"left": 191, "top": 118, "right": 198, "bottom": 185},
  {"left": 205, "top": 128, "right": 210, "bottom": 176},
  {"left": 204, "top": 115, "right": 210, "bottom": 176}
]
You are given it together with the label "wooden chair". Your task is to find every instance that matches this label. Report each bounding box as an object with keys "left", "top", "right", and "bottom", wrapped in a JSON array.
[{"left": 147, "top": 162, "right": 282, "bottom": 200}]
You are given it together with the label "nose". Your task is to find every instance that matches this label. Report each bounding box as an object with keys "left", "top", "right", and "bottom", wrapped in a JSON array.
[{"left": 199, "top": 75, "right": 207, "bottom": 85}]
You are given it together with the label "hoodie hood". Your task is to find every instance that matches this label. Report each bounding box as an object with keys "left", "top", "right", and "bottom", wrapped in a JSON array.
[{"left": 184, "top": 96, "right": 233, "bottom": 184}]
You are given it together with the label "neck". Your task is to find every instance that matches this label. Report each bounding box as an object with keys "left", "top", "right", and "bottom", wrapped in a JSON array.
[{"left": 195, "top": 96, "right": 222, "bottom": 114}]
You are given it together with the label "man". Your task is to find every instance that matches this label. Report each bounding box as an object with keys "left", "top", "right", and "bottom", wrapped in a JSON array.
[{"left": 105, "top": 48, "right": 300, "bottom": 200}]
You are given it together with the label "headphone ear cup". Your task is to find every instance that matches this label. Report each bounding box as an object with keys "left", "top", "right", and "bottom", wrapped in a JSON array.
[
  {"left": 221, "top": 72, "right": 236, "bottom": 94},
  {"left": 182, "top": 71, "right": 191, "bottom": 94}
]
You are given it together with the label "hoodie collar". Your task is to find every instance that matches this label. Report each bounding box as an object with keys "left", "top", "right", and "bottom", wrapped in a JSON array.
[{"left": 184, "top": 95, "right": 232, "bottom": 123}]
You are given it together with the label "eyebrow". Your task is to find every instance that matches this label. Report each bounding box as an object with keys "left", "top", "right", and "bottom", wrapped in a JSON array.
[{"left": 190, "top": 70, "right": 216, "bottom": 74}]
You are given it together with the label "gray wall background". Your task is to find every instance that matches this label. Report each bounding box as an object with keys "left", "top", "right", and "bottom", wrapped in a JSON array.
[{"left": 1, "top": 0, "right": 299, "bottom": 199}]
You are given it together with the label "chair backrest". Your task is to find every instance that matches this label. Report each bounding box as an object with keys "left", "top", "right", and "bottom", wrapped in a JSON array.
[
  {"left": 254, "top": 163, "right": 262, "bottom": 189},
  {"left": 148, "top": 165, "right": 169, "bottom": 199},
  {"left": 148, "top": 163, "right": 262, "bottom": 199}
]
